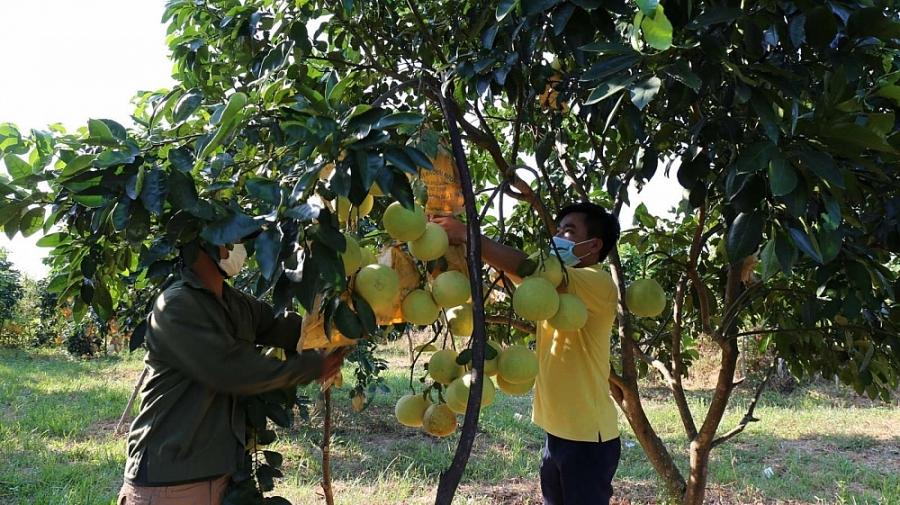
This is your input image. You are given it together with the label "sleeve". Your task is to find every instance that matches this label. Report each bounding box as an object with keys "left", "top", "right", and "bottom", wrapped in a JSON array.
[
  {"left": 245, "top": 294, "right": 303, "bottom": 350},
  {"left": 146, "top": 288, "right": 323, "bottom": 396},
  {"left": 563, "top": 266, "right": 618, "bottom": 318}
]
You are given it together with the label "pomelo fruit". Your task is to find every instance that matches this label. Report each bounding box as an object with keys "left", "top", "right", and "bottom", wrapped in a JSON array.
[
  {"left": 401, "top": 289, "right": 440, "bottom": 325},
  {"left": 548, "top": 293, "right": 588, "bottom": 331},
  {"left": 428, "top": 349, "right": 463, "bottom": 385},
  {"left": 431, "top": 270, "right": 470, "bottom": 308},
  {"left": 409, "top": 222, "right": 449, "bottom": 261},
  {"left": 395, "top": 394, "right": 431, "bottom": 427},
  {"left": 382, "top": 202, "right": 427, "bottom": 242},
  {"left": 336, "top": 194, "right": 374, "bottom": 223},
  {"left": 422, "top": 403, "right": 457, "bottom": 437},
  {"left": 625, "top": 278, "right": 667, "bottom": 318},
  {"left": 351, "top": 391, "right": 366, "bottom": 412},
  {"left": 341, "top": 234, "right": 362, "bottom": 275},
  {"left": 447, "top": 303, "right": 474, "bottom": 337},
  {"left": 528, "top": 253, "right": 564, "bottom": 287},
  {"left": 496, "top": 374, "right": 534, "bottom": 396},
  {"left": 513, "top": 277, "right": 559, "bottom": 321},
  {"left": 498, "top": 344, "right": 539, "bottom": 384},
  {"left": 445, "top": 373, "right": 496, "bottom": 414},
  {"left": 484, "top": 340, "right": 501, "bottom": 376},
  {"left": 354, "top": 264, "right": 400, "bottom": 313}
]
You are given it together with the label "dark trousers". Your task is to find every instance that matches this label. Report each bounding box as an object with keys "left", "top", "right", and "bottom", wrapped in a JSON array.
[{"left": 540, "top": 432, "right": 621, "bottom": 505}]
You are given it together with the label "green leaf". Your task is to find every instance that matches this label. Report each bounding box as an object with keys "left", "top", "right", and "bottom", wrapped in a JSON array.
[
  {"left": 630, "top": 76, "right": 661, "bottom": 110},
  {"left": 822, "top": 123, "right": 896, "bottom": 154},
  {"left": 334, "top": 300, "right": 363, "bottom": 339},
  {"left": 482, "top": 23, "right": 499, "bottom": 50},
  {"left": 641, "top": 5, "right": 673, "bottom": 51},
  {"left": 404, "top": 146, "right": 433, "bottom": 170},
  {"left": 19, "top": 207, "right": 45, "bottom": 237},
  {"left": 726, "top": 211, "right": 764, "bottom": 264},
  {"left": 166, "top": 171, "right": 199, "bottom": 211},
  {"left": 522, "top": 0, "right": 560, "bottom": 16},
  {"left": 759, "top": 239, "right": 779, "bottom": 281},
  {"left": 805, "top": 7, "right": 838, "bottom": 48},
  {"left": 87, "top": 119, "right": 116, "bottom": 144},
  {"left": 774, "top": 232, "right": 796, "bottom": 277},
  {"left": 768, "top": 155, "right": 798, "bottom": 196},
  {"left": 255, "top": 227, "right": 283, "bottom": 281},
  {"left": 375, "top": 112, "right": 424, "bottom": 129},
  {"left": 496, "top": 0, "right": 516, "bottom": 21},
  {"left": 173, "top": 89, "right": 203, "bottom": 123},
  {"left": 816, "top": 227, "right": 841, "bottom": 264},
  {"left": 73, "top": 194, "right": 107, "bottom": 208},
  {"left": 751, "top": 92, "right": 779, "bottom": 143},
  {"left": 139, "top": 167, "right": 168, "bottom": 215},
  {"left": 200, "top": 211, "right": 262, "bottom": 245},
  {"left": 788, "top": 227, "right": 823, "bottom": 264},
  {"left": 580, "top": 55, "right": 641, "bottom": 82},
  {"left": 312, "top": 223, "right": 347, "bottom": 252},
  {"left": 92, "top": 282, "right": 114, "bottom": 321},
  {"left": 578, "top": 42, "right": 637, "bottom": 55},
  {"left": 662, "top": 61, "right": 701, "bottom": 92},
  {"left": 35, "top": 232, "right": 66, "bottom": 247},
  {"left": 263, "top": 450, "right": 283, "bottom": 469},
  {"left": 111, "top": 197, "right": 131, "bottom": 232},
  {"left": 168, "top": 147, "right": 194, "bottom": 173},
  {"left": 634, "top": 0, "right": 658, "bottom": 16},
  {"left": 60, "top": 154, "right": 96, "bottom": 179},
  {"left": 246, "top": 177, "right": 281, "bottom": 205},
  {"left": 585, "top": 75, "right": 637, "bottom": 105},
  {"left": 3, "top": 154, "right": 32, "bottom": 179},
  {"left": 795, "top": 150, "right": 843, "bottom": 189},
  {"left": 351, "top": 292, "right": 377, "bottom": 335},
  {"left": 456, "top": 348, "right": 473, "bottom": 366},
  {"left": 687, "top": 7, "right": 742, "bottom": 29}
]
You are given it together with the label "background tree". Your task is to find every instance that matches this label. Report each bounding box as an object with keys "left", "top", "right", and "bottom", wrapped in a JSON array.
[
  {"left": 0, "top": 1, "right": 897, "bottom": 504},
  {"left": 0, "top": 248, "right": 24, "bottom": 346}
]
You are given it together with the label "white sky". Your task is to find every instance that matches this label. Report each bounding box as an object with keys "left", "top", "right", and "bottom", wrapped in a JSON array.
[
  {"left": 0, "top": 1, "right": 174, "bottom": 279},
  {"left": 0, "top": 2, "right": 679, "bottom": 280}
]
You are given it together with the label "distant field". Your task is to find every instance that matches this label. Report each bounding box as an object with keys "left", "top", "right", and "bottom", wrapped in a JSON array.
[{"left": 0, "top": 346, "right": 897, "bottom": 504}]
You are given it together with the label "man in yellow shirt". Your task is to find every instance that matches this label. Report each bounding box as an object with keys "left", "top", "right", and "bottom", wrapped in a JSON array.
[{"left": 433, "top": 202, "right": 621, "bottom": 505}]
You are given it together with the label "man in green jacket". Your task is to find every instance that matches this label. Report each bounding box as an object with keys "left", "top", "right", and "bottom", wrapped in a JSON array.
[{"left": 117, "top": 241, "right": 345, "bottom": 505}]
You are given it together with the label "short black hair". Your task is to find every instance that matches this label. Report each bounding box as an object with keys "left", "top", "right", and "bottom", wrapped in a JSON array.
[{"left": 556, "top": 202, "right": 620, "bottom": 262}]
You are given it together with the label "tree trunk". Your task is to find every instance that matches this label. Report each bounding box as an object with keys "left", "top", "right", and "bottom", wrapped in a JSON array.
[
  {"left": 614, "top": 384, "right": 687, "bottom": 498},
  {"left": 321, "top": 389, "right": 334, "bottom": 505},
  {"left": 434, "top": 83, "right": 488, "bottom": 505}
]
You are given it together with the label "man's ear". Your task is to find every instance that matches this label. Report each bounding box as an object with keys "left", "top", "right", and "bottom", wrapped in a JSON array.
[{"left": 590, "top": 238, "right": 603, "bottom": 256}]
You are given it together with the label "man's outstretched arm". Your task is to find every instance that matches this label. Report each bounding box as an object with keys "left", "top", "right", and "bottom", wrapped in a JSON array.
[{"left": 431, "top": 215, "right": 528, "bottom": 284}]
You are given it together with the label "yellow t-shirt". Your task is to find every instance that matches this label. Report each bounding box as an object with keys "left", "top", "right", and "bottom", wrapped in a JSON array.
[{"left": 532, "top": 265, "right": 620, "bottom": 442}]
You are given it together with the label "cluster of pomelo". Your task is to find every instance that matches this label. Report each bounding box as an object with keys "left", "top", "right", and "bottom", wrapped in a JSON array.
[
  {"left": 394, "top": 342, "right": 539, "bottom": 437},
  {"left": 512, "top": 254, "right": 590, "bottom": 331}
]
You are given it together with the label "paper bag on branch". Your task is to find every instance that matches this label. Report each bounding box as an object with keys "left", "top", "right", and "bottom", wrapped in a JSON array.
[
  {"left": 421, "top": 146, "right": 464, "bottom": 217},
  {"left": 373, "top": 245, "right": 421, "bottom": 325},
  {"left": 297, "top": 294, "right": 358, "bottom": 351}
]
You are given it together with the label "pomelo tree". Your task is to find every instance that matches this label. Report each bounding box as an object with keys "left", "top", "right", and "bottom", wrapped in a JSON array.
[{"left": 1, "top": 1, "right": 898, "bottom": 504}]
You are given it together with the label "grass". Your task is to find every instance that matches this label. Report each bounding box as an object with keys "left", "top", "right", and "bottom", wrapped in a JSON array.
[{"left": 0, "top": 344, "right": 898, "bottom": 504}]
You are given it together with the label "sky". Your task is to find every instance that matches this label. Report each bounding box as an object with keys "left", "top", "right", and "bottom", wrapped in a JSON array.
[{"left": 0, "top": 2, "right": 680, "bottom": 280}]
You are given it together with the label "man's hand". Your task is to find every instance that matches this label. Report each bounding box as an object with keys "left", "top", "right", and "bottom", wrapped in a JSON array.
[
  {"left": 318, "top": 347, "right": 351, "bottom": 383},
  {"left": 431, "top": 216, "right": 467, "bottom": 245}
]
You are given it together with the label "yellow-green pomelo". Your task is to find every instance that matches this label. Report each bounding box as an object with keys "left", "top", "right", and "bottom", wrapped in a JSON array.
[
  {"left": 431, "top": 270, "right": 470, "bottom": 308},
  {"left": 341, "top": 234, "right": 362, "bottom": 275},
  {"left": 428, "top": 349, "right": 463, "bottom": 385},
  {"left": 395, "top": 394, "right": 432, "bottom": 427},
  {"left": 382, "top": 202, "right": 427, "bottom": 242},
  {"left": 422, "top": 403, "right": 457, "bottom": 437},
  {"left": 548, "top": 293, "right": 588, "bottom": 331},
  {"left": 498, "top": 344, "right": 539, "bottom": 384},
  {"left": 528, "top": 253, "right": 564, "bottom": 287},
  {"left": 354, "top": 264, "right": 400, "bottom": 313},
  {"left": 360, "top": 247, "right": 377, "bottom": 266},
  {"left": 401, "top": 289, "right": 440, "bottom": 325},
  {"left": 336, "top": 194, "right": 374, "bottom": 223},
  {"left": 513, "top": 277, "right": 559, "bottom": 321},
  {"left": 447, "top": 303, "right": 474, "bottom": 337},
  {"left": 626, "top": 278, "right": 667, "bottom": 318},
  {"left": 409, "top": 222, "right": 449, "bottom": 261},
  {"left": 496, "top": 374, "right": 534, "bottom": 396},
  {"left": 445, "top": 373, "right": 496, "bottom": 414}
]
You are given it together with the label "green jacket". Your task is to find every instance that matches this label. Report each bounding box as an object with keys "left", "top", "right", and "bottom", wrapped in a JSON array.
[{"left": 124, "top": 268, "right": 323, "bottom": 484}]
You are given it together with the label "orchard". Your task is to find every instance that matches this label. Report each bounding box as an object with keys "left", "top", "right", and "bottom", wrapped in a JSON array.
[{"left": 0, "top": 1, "right": 898, "bottom": 504}]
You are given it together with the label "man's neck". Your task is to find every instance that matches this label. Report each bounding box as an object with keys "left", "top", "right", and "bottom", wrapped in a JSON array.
[{"left": 190, "top": 253, "right": 226, "bottom": 298}]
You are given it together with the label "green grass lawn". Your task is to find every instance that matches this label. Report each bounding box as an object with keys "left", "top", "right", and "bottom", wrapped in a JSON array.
[{"left": 0, "top": 346, "right": 897, "bottom": 504}]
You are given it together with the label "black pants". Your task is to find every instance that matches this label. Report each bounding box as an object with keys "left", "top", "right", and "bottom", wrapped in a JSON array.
[{"left": 540, "top": 432, "right": 621, "bottom": 505}]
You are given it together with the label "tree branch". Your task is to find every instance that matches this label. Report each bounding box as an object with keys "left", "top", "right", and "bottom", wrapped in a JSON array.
[
  {"left": 687, "top": 204, "right": 713, "bottom": 336},
  {"left": 712, "top": 359, "right": 776, "bottom": 448},
  {"left": 670, "top": 274, "right": 699, "bottom": 440},
  {"left": 484, "top": 314, "right": 535, "bottom": 334}
]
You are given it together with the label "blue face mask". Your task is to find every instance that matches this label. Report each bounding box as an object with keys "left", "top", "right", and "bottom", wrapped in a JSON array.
[{"left": 550, "top": 236, "right": 597, "bottom": 267}]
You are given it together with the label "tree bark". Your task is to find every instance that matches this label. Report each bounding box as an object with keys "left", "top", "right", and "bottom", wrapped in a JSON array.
[
  {"left": 434, "top": 82, "right": 488, "bottom": 505},
  {"left": 321, "top": 389, "right": 334, "bottom": 505},
  {"left": 608, "top": 249, "right": 687, "bottom": 498},
  {"left": 684, "top": 265, "right": 743, "bottom": 505}
]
